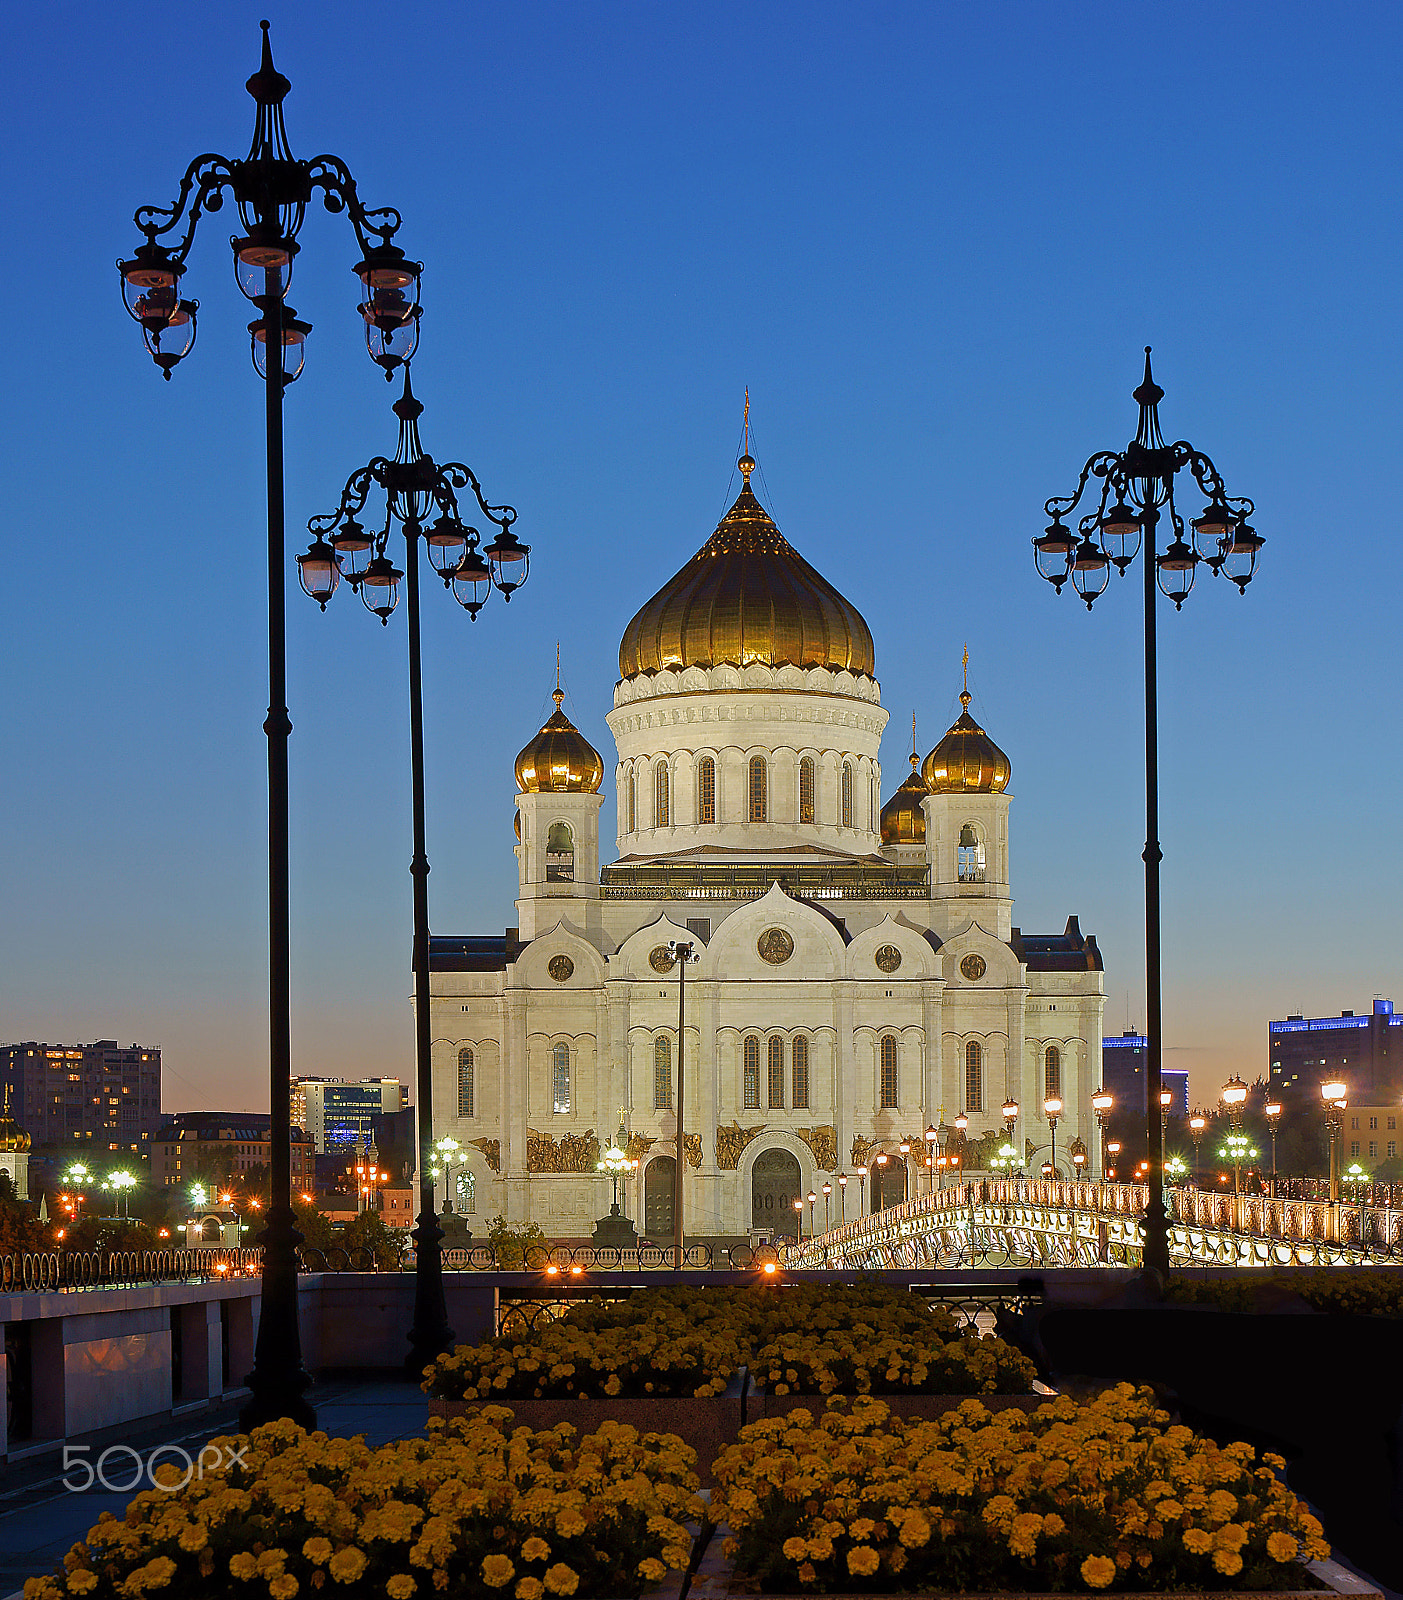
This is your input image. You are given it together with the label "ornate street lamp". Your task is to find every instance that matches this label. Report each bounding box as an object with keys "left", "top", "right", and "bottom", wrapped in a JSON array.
[
  {"left": 1264, "top": 1099, "right": 1282, "bottom": 1198},
  {"left": 1043, "top": 1096, "right": 1063, "bottom": 1179},
  {"left": 837, "top": 1172, "right": 848, "bottom": 1222},
  {"left": 597, "top": 1143, "right": 631, "bottom": 1215},
  {"left": 1035, "top": 350, "right": 1261, "bottom": 1279},
  {"left": 119, "top": 22, "right": 420, "bottom": 1430},
  {"left": 1321, "top": 1081, "right": 1347, "bottom": 1203},
  {"left": 821, "top": 1181, "right": 832, "bottom": 1231},
  {"left": 1106, "top": 1140, "right": 1121, "bottom": 1181},
  {"left": 856, "top": 1164, "right": 868, "bottom": 1214},
  {"left": 924, "top": 1124, "right": 939, "bottom": 1193},
  {"left": 1090, "top": 1088, "right": 1113, "bottom": 1182},
  {"left": 1188, "top": 1113, "right": 1208, "bottom": 1186},
  {"left": 304, "top": 373, "right": 525, "bottom": 1370},
  {"left": 807, "top": 1190, "right": 818, "bottom": 1233},
  {"left": 792, "top": 1197, "right": 804, "bottom": 1239}
]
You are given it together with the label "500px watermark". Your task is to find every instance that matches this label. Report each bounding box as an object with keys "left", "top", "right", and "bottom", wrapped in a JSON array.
[{"left": 63, "top": 1443, "right": 247, "bottom": 1493}]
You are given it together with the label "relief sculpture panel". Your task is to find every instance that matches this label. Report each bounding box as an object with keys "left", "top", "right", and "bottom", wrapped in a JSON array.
[
  {"left": 716, "top": 1120, "right": 766, "bottom": 1171},
  {"left": 467, "top": 1137, "right": 501, "bottom": 1174},
  {"left": 795, "top": 1125, "right": 838, "bottom": 1172},
  {"left": 526, "top": 1127, "right": 601, "bottom": 1173}
]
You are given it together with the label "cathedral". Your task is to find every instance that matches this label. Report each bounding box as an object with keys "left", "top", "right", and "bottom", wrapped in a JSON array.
[{"left": 428, "top": 448, "right": 1105, "bottom": 1241}]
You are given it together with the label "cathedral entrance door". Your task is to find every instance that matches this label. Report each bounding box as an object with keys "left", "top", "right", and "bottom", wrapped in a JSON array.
[
  {"left": 874, "top": 1159, "right": 906, "bottom": 1211},
  {"left": 751, "top": 1147, "right": 802, "bottom": 1238},
  {"left": 644, "top": 1155, "right": 675, "bottom": 1239}
]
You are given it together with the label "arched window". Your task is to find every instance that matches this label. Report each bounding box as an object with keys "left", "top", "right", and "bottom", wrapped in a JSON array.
[
  {"left": 1044, "top": 1044, "right": 1061, "bottom": 1101},
  {"left": 879, "top": 1035, "right": 898, "bottom": 1108},
  {"left": 743, "top": 1036, "right": 761, "bottom": 1110},
  {"left": 655, "top": 760, "right": 670, "bottom": 828},
  {"left": 965, "top": 1040, "right": 983, "bottom": 1113},
  {"left": 697, "top": 756, "right": 716, "bottom": 824},
  {"left": 546, "top": 820, "right": 574, "bottom": 882},
  {"left": 749, "top": 756, "right": 768, "bottom": 822},
  {"left": 627, "top": 768, "right": 636, "bottom": 833},
  {"left": 842, "top": 762, "right": 854, "bottom": 829},
  {"left": 799, "top": 757, "right": 815, "bottom": 824},
  {"left": 457, "top": 1048, "right": 474, "bottom": 1118},
  {"left": 457, "top": 1169, "right": 476, "bottom": 1214},
  {"left": 768, "top": 1037, "right": 785, "bottom": 1108},
  {"left": 958, "top": 823, "right": 985, "bottom": 883},
  {"left": 552, "top": 1042, "right": 571, "bottom": 1114},
  {"left": 792, "top": 1035, "right": 810, "bottom": 1109},
  {"left": 654, "top": 1036, "right": 673, "bottom": 1110}
]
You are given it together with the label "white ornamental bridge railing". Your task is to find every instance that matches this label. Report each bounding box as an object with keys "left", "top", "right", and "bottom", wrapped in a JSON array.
[{"left": 779, "top": 1177, "right": 1403, "bottom": 1271}]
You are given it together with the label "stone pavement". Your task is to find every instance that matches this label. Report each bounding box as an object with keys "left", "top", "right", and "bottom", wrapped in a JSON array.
[{"left": 0, "top": 1380, "right": 429, "bottom": 1598}]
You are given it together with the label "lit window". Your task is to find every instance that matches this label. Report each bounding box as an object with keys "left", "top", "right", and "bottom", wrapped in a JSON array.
[
  {"left": 749, "top": 756, "right": 767, "bottom": 822},
  {"left": 457, "top": 1048, "right": 474, "bottom": 1119},
  {"left": 799, "top": 757, "right": 815, "bottom": 824},
  {"left": 768, "top": 1038, "right": 784, "bottom": 1109},
  {"left": 879, "top": 1036, "right": 898, "bottom": 1108},
  {"left": 1044, "top": 1045, "right": 1061, "bottom": 1102},
  {"left": 655, "top": 760, "right": 670, "bottom": 828},
  {"left": 1389, "top": 1141, "right": 1397, "bottom": 1158},
  {"left": 1369, "top": 1115, "right": 1378, "bottom": 1130},
  {"left": 1369, "top": 1141, "right": 1378, "bottom": 1158},
  {"left": 697, "top": 757, "right": 716, "bottom": 824},
  {"left": 842, "top": 762, "right": 853, "bottom": 829},
  {"left": 552, "top": 1043, "right": 571, "bottom": 1114},
  {"left": 1350, "top": 1141, "right": 1360, "bottom": 1156},
  {"left": 965, "top": 1041, "right": 983, "bottom": 1112},
  {"left": 792, "top": 1035, "right": 810, "bottom": 1109},
  {"left": 654, "top": 1036, "right": 672, "bottom": 1111},
  {"left": 743, "top": 1037, "right": 760, "bottom": 1109}
]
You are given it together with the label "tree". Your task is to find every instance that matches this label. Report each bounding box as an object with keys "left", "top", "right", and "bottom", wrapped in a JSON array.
[
  {"left": 291, "top": 1200, "right": 337, "bottom": 1255},
  {"left": 0, "top": 1194, "right": 47, "bottom": 1255},
  {"left": 341, "top": 1210, "right": 404, "bottom": 1269},
  {"left": 486, "top": 1215, "right": 548, "bottom": 1268}
]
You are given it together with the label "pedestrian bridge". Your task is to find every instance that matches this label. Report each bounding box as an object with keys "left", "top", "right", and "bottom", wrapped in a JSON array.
[{"left": 779, "top": 1177, "right": 1403, "bottom": 1270}]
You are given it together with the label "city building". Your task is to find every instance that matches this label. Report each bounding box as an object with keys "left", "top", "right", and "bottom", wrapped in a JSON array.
[
  {"left": 290, "top": 1077, "right": 408, "bottom": 1154},
  {"left": 1269, "top": 1000, "right": 1401, "bottom": 1100},
  {"left": 0, "top": 1040, "right": 162, "bottom": 1153},
  {"left": 1342, "top": 1101, "right": 1402, "bottom": 1164},
  {"left": 151, "top": 1112, "right": 313, "bottom": 1190},
  {"left": 428, "top": 445, "right": 1107, "bottom": 1240},
  {"left": 1100, "top": 1032, "right": 1189, "bottom": 1116}
]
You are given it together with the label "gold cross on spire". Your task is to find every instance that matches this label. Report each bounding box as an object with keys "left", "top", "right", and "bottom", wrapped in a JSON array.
[
  {"left": 556, "top": 640, "right": 561, "bottom": 692},
  {"left": 744, "top": 387, "right": 750, "bottom": 455},
  {"left": 962, "top": 644, "right": 969, "bottom": 692}
]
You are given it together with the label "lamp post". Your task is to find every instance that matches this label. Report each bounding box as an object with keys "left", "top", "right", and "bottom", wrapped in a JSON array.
[
  {"left": 1001, "top": 1099, "right": 1019, "bottom": 1165},
  {"left": 1090, "top": 1089, "right": 1113, "bottom": 1183},
  {"left": 304, "top": 381, "right": 524, "bottom": 1371},
  {"left": 1321, "top": 1081, "right": 1347, "bottom": 1203},
  {"left": 1043, "top": 1096, "right": 1062, "bottom": 1180},
  {"left": 1035, "top": 350, "right": 1261, "bottom": 1280},
  {"left": 1188, "top": 1114, "right": 1208, "bottom": 1187},
  {"left": 837, "top": 1172, "right": 848, "bottom": 1222},
  {"left": 821, "top": 1182, "right": 832, "bottom": 1231},
  {"left": 597, "top": 1143, "right": 630, "bottom": 1215},
  {"left": 898, "top": 1140, "right": 912, "bottom": 1204},
  {"left": 120, "top": 22, "right": 423, "bottom": 1430},
  {"left": 856, "top": 1164, "right": 869, "bottom": 1214},
  {"left": 925, "top": 1124, "right": 939, "bottom": 1193},
  {"left": 1105, "top": 1140, "right": 1121, "bottom": 1181},
  {"left": 874, "top": 1151, "right": 889, "bottom": 1210},
  {"left": 665, "top": 940, "right": 700, "bottom": 1268},
  {"left": 104, "top": 1171, "right": 137, "bottom": 1222},
  {"left": 792, "top": 1197, "right": 804, "bottom": 1239},
  {"left": 1158, "top": 1087, "right": 1173, "bottom": 1155},
  {"left": 807, "top": 1190, "right": 817, "bottom": 1234},
  {"left": 1342, "top": 1162, "right": 1368, "bottom": 1245},
  {"left": 1264, "top": 1100, "right": 1282, "bottom": 1198}
]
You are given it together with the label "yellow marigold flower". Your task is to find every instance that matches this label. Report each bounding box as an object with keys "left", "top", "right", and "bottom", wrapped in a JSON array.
[
  {"left": 542, "top": 1565, "right": 577, "bottom": 1596},
  {"left": 807, "top": 1536, "right": 835, "bottom": 1561},
  {"left": 480, "top": 1555, "right": 515, "bottom": 1590},
  {"left": 555, "top": 1510, "right": 588, "bottom": 1538},
  {"left": 662, "top": 1546, "right": 689, "bottom": 1568},
  {"left": 1212, "top": 1549, "right": 1244, "bottom": 1577},
  {"left": 1080, "top": 1555, "right": 1117, "bottom": 1588},
  {"left": 846, "top": 1547, "right": 880, "bottom": 1578},
  {"left": 1266, "top": 1532, "right": 1299, "bottom": 1563},
  {"left": 1182, "top": 1528, "right": 1213, "bottom": 1556},
  {"left": 520, "top": 1539, "right": 551, "bottom": 1564},
  {"left": 387, "top": 1579, "right": 415, "bottom": 1600},
  {"left": 303, "top": 1540, "right": 334, "bottom": 1566},
  {"left": 256, "top": 1551, "right": 288, "bottom": 1579},
  {"left": 636, "top": 1560, "right": 665, "bottom": 1583},
  {"left": 782, "top": 1538, "right": 808, "bottom": 1562},
  {"left": 329, "top": 1550, "right": 369, "bottom": 1586},
  {"left": 797, "top": 1563, "right": 817, "bottom": 1585},
  {"left": 231, "top": 1554, "right": 259, "bottom": 1582},
  {"left": 268, "top": 1578, "right": 299, "bottom": 1600},
  {"left": 516, "top": 1582, "right": 545, "bottom": 1600},
  {"left": 65, "top": 1577, "right": 98, "bottom": 1597}
]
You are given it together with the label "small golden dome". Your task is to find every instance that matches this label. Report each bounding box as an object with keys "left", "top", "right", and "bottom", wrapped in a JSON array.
[
  {"left": 923, "top": 691, "right": 1011, "bottom": 794},
  {"left": 880, "top": 752, "right": 930, "bottom": 844},
  {"left": 515, "top": 689, "right": 604, "bottom": 794},
  {"left": 0, "top": 1087, "right": 30, "bottom": 1152},
  {"left": 618, "top": 457, "right": 875, "bottom": 680}
]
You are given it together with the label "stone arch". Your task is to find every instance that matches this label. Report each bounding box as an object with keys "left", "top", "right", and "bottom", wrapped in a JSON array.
[
  {"left": 643, "top": 1154, "right": 675, "bottom": 1238},
  {"left": 749, "top": 1145, "right": 803, "bottom": 1238}
]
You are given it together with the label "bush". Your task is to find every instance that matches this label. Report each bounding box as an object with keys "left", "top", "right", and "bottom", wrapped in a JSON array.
[
  {"left": 487, "top": 1214, "right": 549, "bottom": 1269},
  {"left": 712, "top": 1385, "right": 1330, "bottom": 1593},
  {"left": 1167, "top": 1269, "right": 1403, "bottom": 1318}
]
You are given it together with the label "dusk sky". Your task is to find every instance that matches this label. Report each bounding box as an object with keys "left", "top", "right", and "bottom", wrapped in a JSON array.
[{"left": 4, "top": 1, "right": 1400, "bottom": 1114}]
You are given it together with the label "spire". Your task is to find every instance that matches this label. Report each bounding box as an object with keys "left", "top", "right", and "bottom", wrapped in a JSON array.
[
  {"left": 961, "top": 645, "right": 971, "bottom": 711},
  {"left": 554, "top": 642, "right": 563, "bottom": 709},
  {"left": 910, "top": 712, "right": 919, "bottom": 771},
  {"left": 1133, "top": 345, "right": 1166, "bottom": 450},
  {"left": 739, "top": 388, "right": 755, "bottom": 481},
  {"left": 246, "top": 20, "right": 291, "bottom": 105}
]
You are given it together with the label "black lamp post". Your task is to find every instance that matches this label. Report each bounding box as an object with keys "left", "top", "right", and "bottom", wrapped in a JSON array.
[
  {"left": 118, "top": 22, "right": 422, "bottom": 1430},
  {"left": 300, "top": 369, "right": 526, "bottom": 1373},
  {"left": 1034, "top": 349, "right": 1262, "bottom": 1280}
]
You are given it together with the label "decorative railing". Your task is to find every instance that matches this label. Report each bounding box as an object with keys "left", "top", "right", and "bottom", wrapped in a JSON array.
[
  {"left": 600, "top": 861, "right": 931, "bottom": 901},
  {"left": 0, "top": 1247, "right": 263, "bottom": 1292},
  {"left": 780, "top": 1178, "right": 1403, "bottom": 1271}
]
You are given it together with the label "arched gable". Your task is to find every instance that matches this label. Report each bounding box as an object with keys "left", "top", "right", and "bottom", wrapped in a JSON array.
[{"left": 705, "top": 882, "right": 847, "bottom": 981}]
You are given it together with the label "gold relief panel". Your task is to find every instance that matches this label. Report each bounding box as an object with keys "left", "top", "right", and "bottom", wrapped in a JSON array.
[
  {"left": 526, "top": 1127, "right": 600, "bottom": 1173},
  {"left": 548, "top": 954, "right": 575, "bottom": 983},
  {"left": 625, "top": 1132, "right": 656, "bottom": 1163},
  {"left": 959, "top": 953, "right": 987, "bottom": 982},
  {"left": 715, "top": 1120, "right": 766, "bottom": 1171},
  {"left": 851, "top": 1133, "right": 876, "bottom": 1170},
  {"left": 649, "top": 945, "right": 676, "bottom": 974},
  {"left": 468, "top": 1137, "right": 501, "bottom": 1174},
  {"left": 678, "top": 1133, "right": 703, "bottom": 1170},
  {"left": 796, "top": 1125, "right": 838, "bottom": 1172},
  {"left": 874, "top": 944, "right": 902, "bottom": 974},
  {"left": 757, "top": 927, "right": 794, "bottom": 965}
]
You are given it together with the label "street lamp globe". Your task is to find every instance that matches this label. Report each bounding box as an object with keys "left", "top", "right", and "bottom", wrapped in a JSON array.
[
  {"left": 1321, "top": 1081, "right": 1347, "bottom": 1106},
  {"left": 1221, "top": 1076, "right": 1248, "bottom": 1109},
  {"left": 1091, "top": 1090, "right": 1113, "bottom": 1115}
]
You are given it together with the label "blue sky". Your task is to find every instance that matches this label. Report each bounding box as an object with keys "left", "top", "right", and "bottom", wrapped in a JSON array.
[{"left": 4, "top": 1, "right": 1400, "bottom": 1113}]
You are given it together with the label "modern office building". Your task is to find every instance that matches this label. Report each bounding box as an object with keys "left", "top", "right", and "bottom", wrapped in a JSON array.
[
  {"left": 1342, "top": 1102, "right": 1401, "bottom": 1164},
  {"left": 152, "top": 1111, "right": 313, "bottom": 1189},
  {"left": 0, "top": 1040, "right": 162, "bottom": 1153},
  {"left": 1100, "top": 1031, "right": 1189, "bottom": 1116},
  {"left": 1269, "top": 1000, "right": 1402, "bottom": 1100},
  {"left": 290, "top": 1078, "right": 408, "bottom": 1154}
]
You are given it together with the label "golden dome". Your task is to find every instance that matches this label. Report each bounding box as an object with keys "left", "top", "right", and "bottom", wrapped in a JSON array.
[
  {"left": 618, "top": 456, "right": 875, "bottom": 680},
  {"left": 0, "top": 1087, "right": 30, "bottom": 1152},
  {"left": 880, "top": 752, "right": 930, "bottom": 844},
  {"left": 923, "top": 691, "right": 1011, "bottom": 794},
  {"left": 515, "top": 689, "right": 604, "bottom": 794}
]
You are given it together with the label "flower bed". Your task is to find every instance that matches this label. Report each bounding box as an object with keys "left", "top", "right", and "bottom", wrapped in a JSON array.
[
  {"left": 708, "top": 1386, "right": 1331, "bottom": 1594},
  {"left": 24, "top": 1409, "right": 704, "bottom": 1600},
  {"left": 1167, "top": 1270, "right": 1403, "bottom": 1318}
]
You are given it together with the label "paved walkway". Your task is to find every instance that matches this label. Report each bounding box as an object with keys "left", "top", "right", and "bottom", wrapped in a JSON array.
[{"left": 0, "top": 1381, "right": 429, "bottom": 1598}]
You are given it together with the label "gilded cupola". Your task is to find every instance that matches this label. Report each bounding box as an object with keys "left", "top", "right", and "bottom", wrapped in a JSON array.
[
  {"left": 880, "top": 716, "right": 931, "bottom": 844},
  {"left": 0, "top": 1086, "right": 30, "bottom": 1152},
  {"left": 923, "top": 665, "right": 1011, "bottom": 794},
  {"left": 515, "top": 686, "right": 604, "bottom": 795},
  {"left": 617, "top": 453, "right": 875, "bottom": 681}
]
